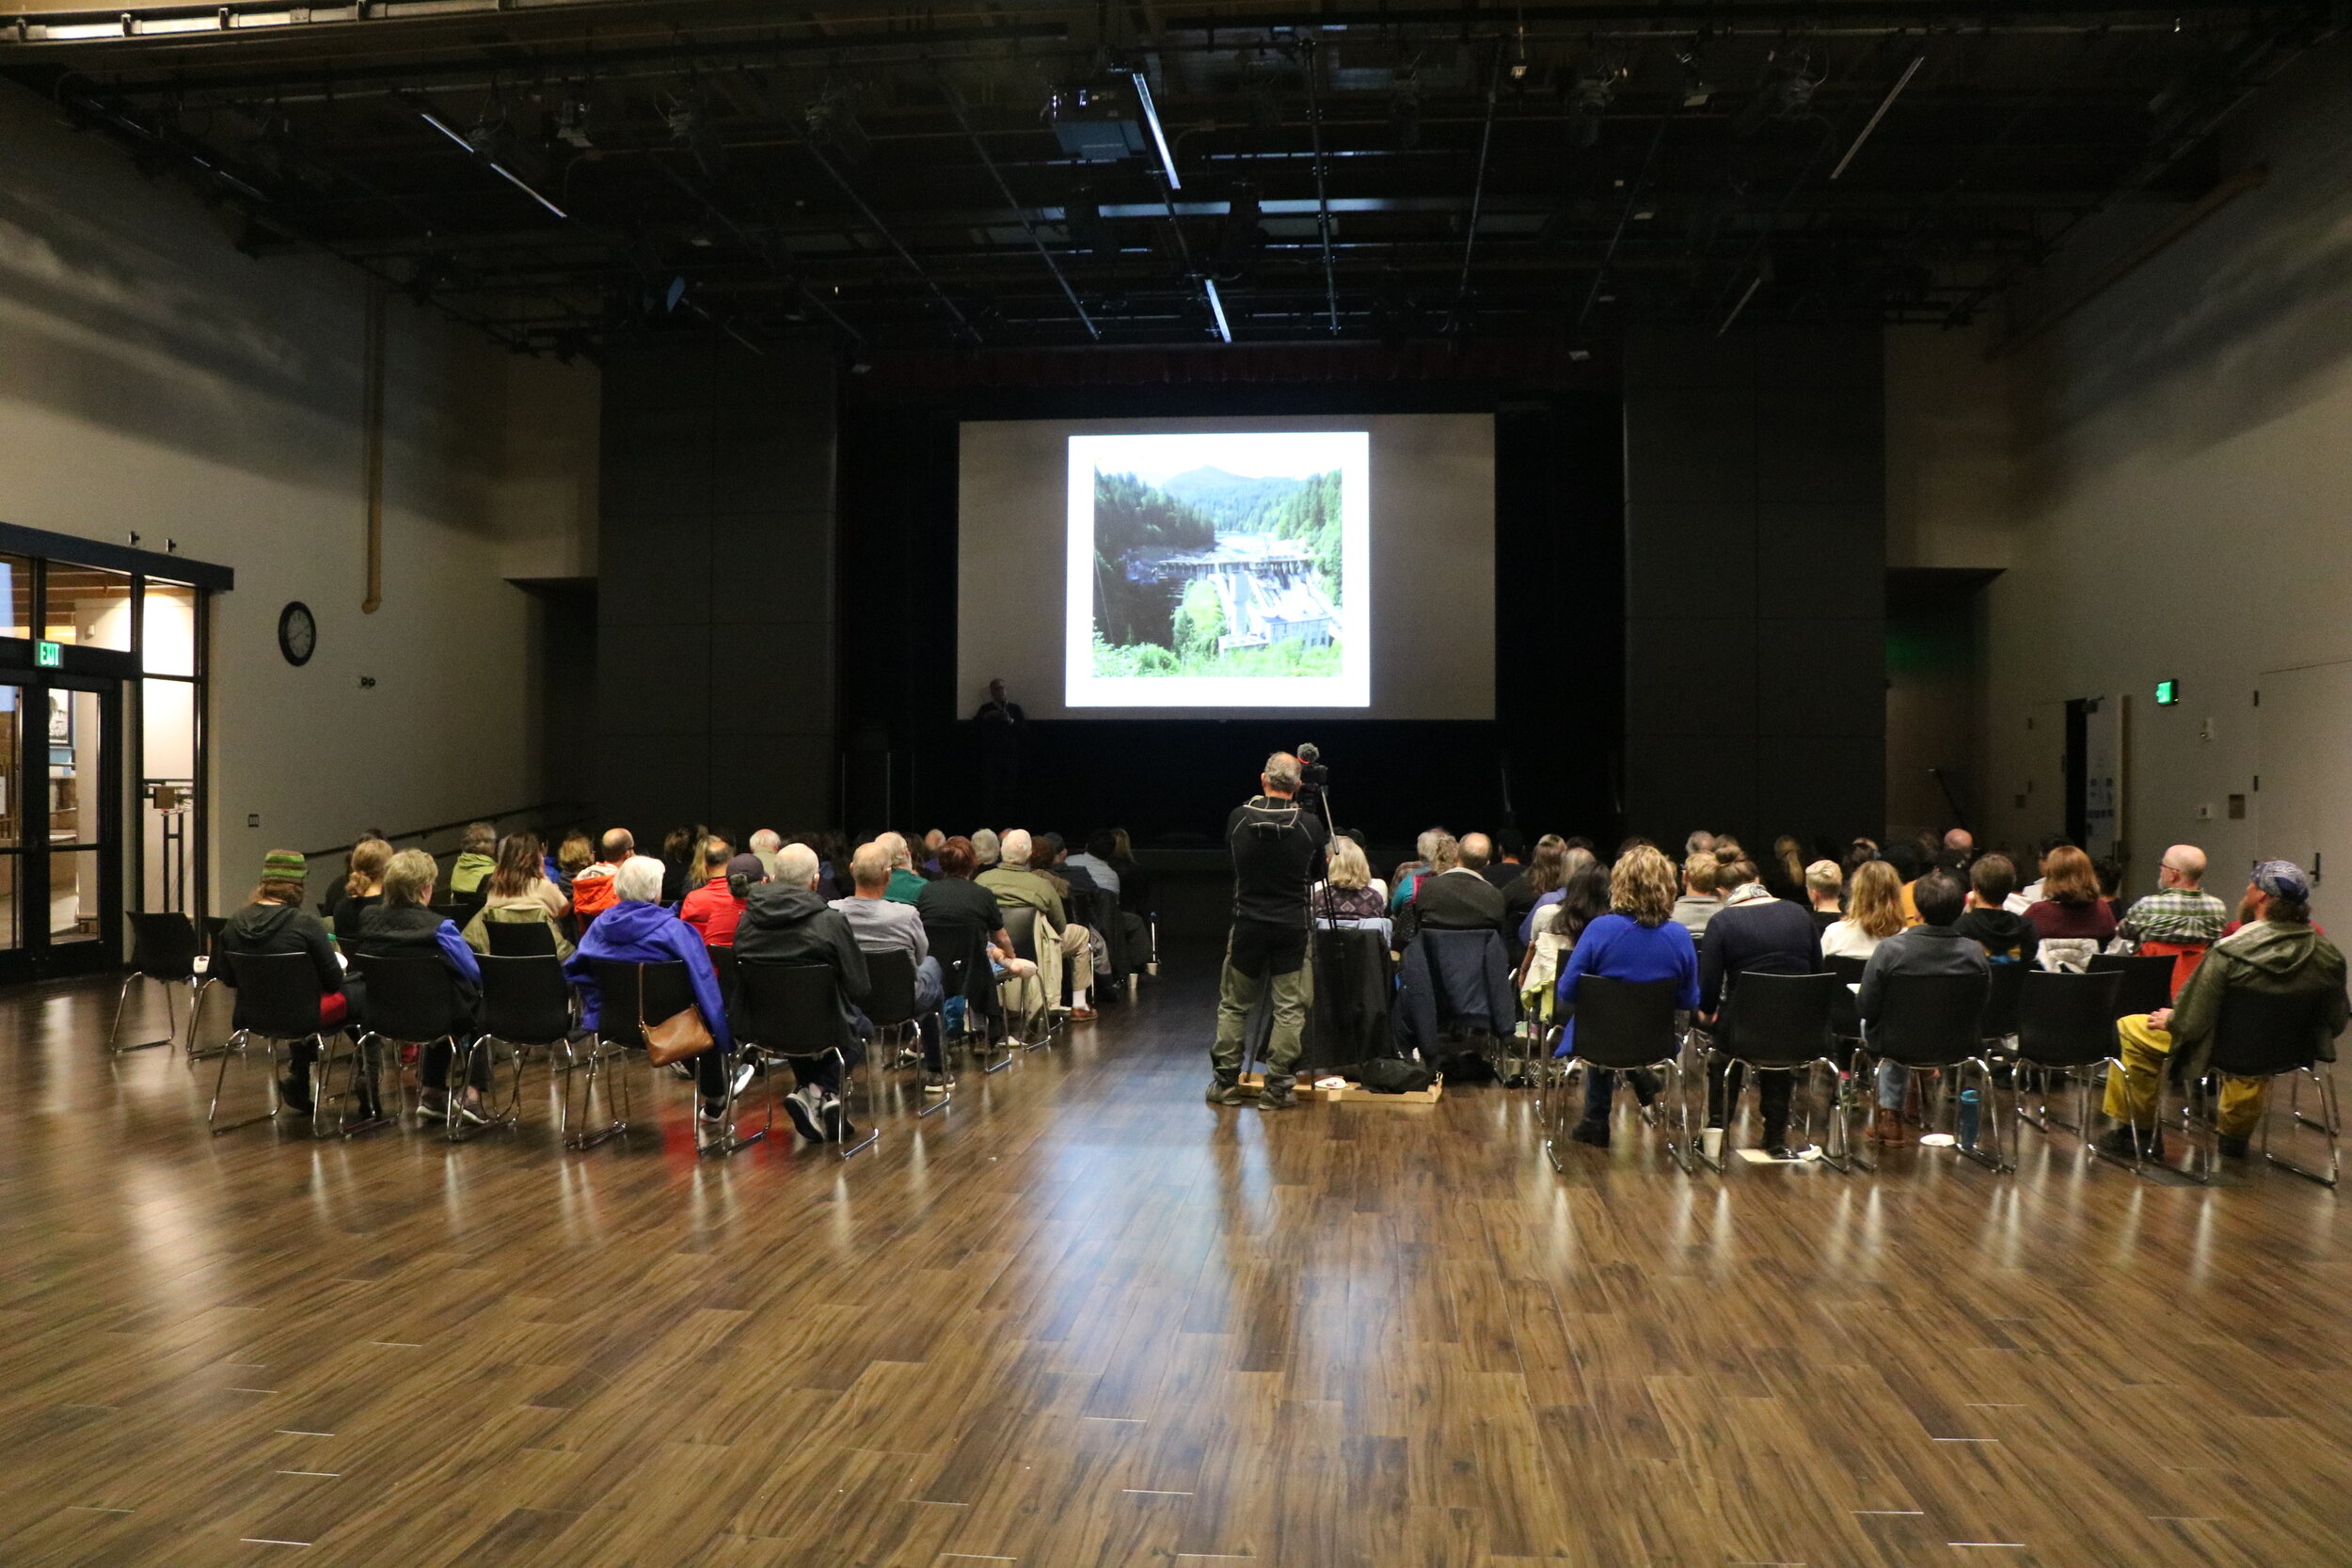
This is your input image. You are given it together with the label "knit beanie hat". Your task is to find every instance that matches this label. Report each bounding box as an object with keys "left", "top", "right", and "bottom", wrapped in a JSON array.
[{"left": 262, "top": 849, "right": 307, "bottom": 881}]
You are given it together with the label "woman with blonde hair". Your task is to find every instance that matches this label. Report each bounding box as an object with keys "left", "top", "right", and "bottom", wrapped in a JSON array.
[
  {"left": 1552, "top": 844, "right": 1701, "bottom": 1149},
  {"left": 1804, "top": 860, "right": 1846, "bottom": 931},
  {"left": 1313, "top": 836, "right": 1388, "bottom": 921},
  {"left": 1821, "top": 859, "right": 1904, "bottom": 959}
]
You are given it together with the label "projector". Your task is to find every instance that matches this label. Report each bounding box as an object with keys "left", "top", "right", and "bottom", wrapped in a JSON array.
[{"left": 1046, "top": 83, "right": 1147, "bottom": 163}]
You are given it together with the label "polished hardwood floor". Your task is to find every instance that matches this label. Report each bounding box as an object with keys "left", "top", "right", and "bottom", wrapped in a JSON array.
[{"left": 0, "top": 959, "right": 2347, "bottom": 1567}]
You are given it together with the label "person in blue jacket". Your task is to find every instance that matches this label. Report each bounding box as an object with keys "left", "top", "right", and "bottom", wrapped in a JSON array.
[
  {"left": 566, "top": 854, "right": 748, "bottom": 1133},
  {"left": 1555, "top": 844, "right": 1701, "bottom": 1148}
]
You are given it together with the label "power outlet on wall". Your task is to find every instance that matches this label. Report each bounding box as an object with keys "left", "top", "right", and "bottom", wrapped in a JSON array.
[{"left": 2194, "top": 803, "right": 2213, "bottom": 821}]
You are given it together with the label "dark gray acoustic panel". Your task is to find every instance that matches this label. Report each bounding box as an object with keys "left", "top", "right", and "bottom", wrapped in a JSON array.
[{"left": 1621, "top": 325, "right": 1885, "bottom": 847}]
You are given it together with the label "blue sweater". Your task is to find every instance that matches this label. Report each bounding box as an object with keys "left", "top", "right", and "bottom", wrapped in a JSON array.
[
  {"left": 564, "top": 900, "right": 734, "bottom": 1052},
  {"left": 1552, "top": 912, "right": 1700, "bottom": 1056}
]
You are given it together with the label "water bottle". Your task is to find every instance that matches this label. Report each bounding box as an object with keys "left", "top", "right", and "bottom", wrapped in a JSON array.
[{"left": 1958, "top": 1087, "right": 1981, "bottom": 1150}]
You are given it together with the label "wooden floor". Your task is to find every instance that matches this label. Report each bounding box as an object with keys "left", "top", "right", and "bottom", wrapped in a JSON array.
[{"left": 1, "top": 960, "right": 2348, "bottom": 1568}]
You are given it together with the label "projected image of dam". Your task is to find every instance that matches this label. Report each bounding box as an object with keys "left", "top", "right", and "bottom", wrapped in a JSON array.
[{"left": 1124, "top": 535, "right": 1337, "bottom": 650}]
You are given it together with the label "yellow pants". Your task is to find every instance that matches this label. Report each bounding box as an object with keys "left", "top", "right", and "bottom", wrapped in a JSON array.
[{"left": 2102, "top": 1013, "right": 2268, "bottom": 1136}]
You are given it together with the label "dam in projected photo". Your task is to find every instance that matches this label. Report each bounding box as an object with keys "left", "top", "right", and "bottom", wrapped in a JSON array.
[
  {"left": 1124, "top": 534, "right": 1337, "bottom": 652},
  {"left": 1088, "top": 460, "right": 1347, "bottom": 679}
]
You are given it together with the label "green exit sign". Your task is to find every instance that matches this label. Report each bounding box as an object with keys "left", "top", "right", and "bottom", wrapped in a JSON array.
[
  {"left": 2154, "top": 678, "right": 2179, "bottom": 705},
  {"left": 34, "top": 641, "right": 60, "bottom": 669}
]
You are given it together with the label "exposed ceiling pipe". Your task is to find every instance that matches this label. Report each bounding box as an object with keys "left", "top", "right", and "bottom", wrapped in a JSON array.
[
  {"left": 934, "top": 68, "right": 1098, "bottom": 341},
  {"left": 360, "top": 283, "right": 385, "bottom": 615},
  {"left": 1299, "top": 37, "right": 1339, "bottom": 333},
  {"left": 795, "top": 133, "right": 981, "bottom": 343},
  {"left": 1830, "top": 51, "right": 1925, "bottom": 180},
  {"left": 1579, "top": 95, "right": 1681, "bottom": 331},
  {"left": 1448, "top": 38, "right": 1505, "bottom": 333}
]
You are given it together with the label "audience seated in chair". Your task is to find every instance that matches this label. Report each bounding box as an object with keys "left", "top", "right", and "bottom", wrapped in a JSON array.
[
  {"left": 565, "top": 854, "right": 746, "bottom": 1134},
  {"left": 217, "top": 848, "right": 367, "bottom": 1118},
  {"left": 462, "top": 831, "right": 577, "bottom": 959},
  {"left": 834, "top": 839, "right": 950, "bottom": 1092},
  {"left": 327, "top": 836, "right": 391, "bottom": 931},
  {"left": 2117, "top": 843, "right": 2230, "bottom": 989},
  {"left": 874, "top": 832, "right": 928, "bottom": 905},
  {"left": 354, "top": 849, "right": 487, "bottom": 1127},
  {"left": 1951, "top": 854, "right": 2034, "bottom": 962},
  {"left": 1313, "top": 835, "right": 1389, "bottom": 922},
  {"left": 569, "top": 829, "right": 632, "bottom": 929},
  {"left": 679, "top": 836, "right": 754, "bottom": 947},
  {"left": 1697, "top": 857, "right": 1825, "bottom": 1160},
  {"left": 449, "top": 821, "right": 497, "bottom": 900},
  {"left": 1856, "top": 869, "right": 1987, "bottom": 1146},
  {"left": 1388, "top": 826, "right": 1450, "bottom": 914},
  {"left": 1804, "top": 860, "right": 1846, "bottom": 931},
  {"left": 1557, "top": 845, "right": 1696, "bottom": 1148},
  {"left": 980, "top": 829, "right": 1097, "bottom": 1021},
  {"left": 1502, "top": 834, "right": 1567, "bottom": 945},
  {"left": 2025, "top": 845, "right": 2118, "bottom": 972},
  {"left": 1822, "top": 859, "right": 1904, "bottom": 960},
  {"left": 918, "top": 836, "right": 1042, "bottom": 1028},
  {"left": 1671, "top": 852, "right": 1724, "bottom": 936},
  {"left": 2096, "top": 859, "right": 2348, "bottom": 1162},
  {"left": 734, "top": 843, "right": 874, "bottom": 1142},
  {"left": 1395, "top": 832, "right": 1508, "bottom": 948}
]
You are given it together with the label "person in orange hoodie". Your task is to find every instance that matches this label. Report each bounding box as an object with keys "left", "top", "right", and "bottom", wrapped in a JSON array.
[{"left": 568, "top": 828, "right": 632, "bottom": 928}]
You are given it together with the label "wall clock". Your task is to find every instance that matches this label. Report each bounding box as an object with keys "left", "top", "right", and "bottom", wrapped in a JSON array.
[{"left": 278, "top": 601, "right": 316, "bottom": 667}]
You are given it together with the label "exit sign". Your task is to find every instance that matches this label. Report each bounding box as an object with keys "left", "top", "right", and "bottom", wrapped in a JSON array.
[
  {"left": 2154, "top": 679, "right": 2180, "bottom": 705},
  {"left": 34, "top": 641, "right": 60, "bottom": 669}
]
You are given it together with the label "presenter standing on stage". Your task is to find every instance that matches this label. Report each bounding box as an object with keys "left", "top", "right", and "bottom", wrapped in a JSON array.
[
  {"left": 1208, "top": 752, "right": 1330, "bottom": 1111},
  {"left": 974, "top": 678, "right": 1025, "bottom": 826}
]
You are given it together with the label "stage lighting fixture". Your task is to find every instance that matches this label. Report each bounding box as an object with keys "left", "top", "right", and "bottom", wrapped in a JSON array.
[
  {"left": 1733, "top": 52, "right": 1819, "bottom": 135},
  {"left": 1678, "top": 51, "right": 1715, "bottom": 106},
  {"left": 1214, "top": 181, "right": 1267, "bottom": 272},
  {"left": 1565, "top": 55, "right": 1620, "bottom": 150},
  {"left": 664, "top": 101, "right": 731, "bottom": 177},
  {"left": 1046, "top": 82, "right": 1146, "bottom": 164},
  {"left": 1202, "top": 277, "right": 1233, "bottom": 342},
  {"left": 554, "top": 97, "right": 594, "bottom": 149},
  {"left": 803, "top": 92, "right": 870, "bottom": 166}
]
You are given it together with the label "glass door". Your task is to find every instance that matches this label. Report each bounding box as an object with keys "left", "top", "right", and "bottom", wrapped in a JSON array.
[{"left": 0, "top": 678, "right": 123, "bottom": 980}]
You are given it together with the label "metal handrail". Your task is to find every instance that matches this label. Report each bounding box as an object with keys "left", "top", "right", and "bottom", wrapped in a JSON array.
[{"left": 302, "top": 800, "right": 591, "bottom": 863}]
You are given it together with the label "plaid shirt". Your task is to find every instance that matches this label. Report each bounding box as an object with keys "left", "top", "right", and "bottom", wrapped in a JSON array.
[{"left": 2118, "top": 886, "right": 2229, "bottom": 946}]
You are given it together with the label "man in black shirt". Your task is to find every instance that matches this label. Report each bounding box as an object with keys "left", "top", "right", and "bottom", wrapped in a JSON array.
[
  {"left": 1209, "top": 752, "right": 1330, "bottom": 1111},
  {"left": 974, "top": 678, "right": 1025, "bottom": 825}
]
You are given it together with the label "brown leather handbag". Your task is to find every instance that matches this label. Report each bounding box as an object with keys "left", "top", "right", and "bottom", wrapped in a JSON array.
[{"left": 637, "top": 963, "right": 714, "bottom": 1066}]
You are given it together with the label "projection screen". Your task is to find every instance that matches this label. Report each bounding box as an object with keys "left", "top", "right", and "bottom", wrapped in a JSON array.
[{"left": 958, "top": 414, "right": 1494, "bottom": 721}]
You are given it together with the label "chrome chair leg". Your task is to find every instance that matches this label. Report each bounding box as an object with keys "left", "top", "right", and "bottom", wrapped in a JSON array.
[
  {"left": 2262, "top": 1064, "right": 2340, "bottom": 1188},
  {"left": 700, "top": 1048, "right": 773, "bottom": 1158},
  {"left": 209, "top": 1031, "right": 287, "bottom": 1134},
  {"left": 1957, "top": 1056, "right": 2012, "bottom": 1173},
  {"left": 1692, "top": 1044, "right": 1728, "bottom": 1176}
]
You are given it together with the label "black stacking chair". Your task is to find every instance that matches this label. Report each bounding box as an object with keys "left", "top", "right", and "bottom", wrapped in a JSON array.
[
  {"left": 1979, "top": 960, "right": 2028, "bottom": 1047},
  {"left": 209, "top": 952, "right": 345, "bottom": 1137},
  {"left": 708, "top": 945, "right": 740, "bottom": 1008},
  {"left": 2008, "top": 968, "right": 2125, "bottom": 1156},
  {"left": 864, "top": 948, "right": 926, "bottom": 1081},
  {"left": 2089, "top": 953, "right": 2178, "bottom": 1019},
  {"left": 1851, "top": 969, "right": 2001, "bottom": 1173},
  {"left": 429, "top": 902, "right": 472, "bottom": 927},
  {"left": 735, "top": 960, "right": 874, "bottom": 1158},
  {"left": 484, "top": 919, "right": 559, "bottom": 958},
  {"left": 109, "top": 911, "right": 202, "bottom": 1054},
  {"left": 461, "top": 955, "right": 576, "bottom": 1139},
  {"left": 570, "top": 959, "right": 681, "bottom": 1150},
  {"left": 2175, "top": 988, "right": 2342, "bottom": 1187},
  {"left": 1414, "top": 927, "right": 1522, "bottom": 1084},
  {"left": 995, "top": 903, "right": 1054, "bottom": 1046},
  {"left": 1696, "top": 972, "right": 1848, "bottom": 1174},
  {"left": 1544, "top": 974, "right": 1692, "bottom": 1173},
  {"left": 925, "top": 917, "right": 1009, "bottom": 1083},
  {"left": 349, "top": 954, "right": 467, "bottom": 1139},
  {"left": 1827, "top": 954, "right": 1868, "bottom": 1045}
]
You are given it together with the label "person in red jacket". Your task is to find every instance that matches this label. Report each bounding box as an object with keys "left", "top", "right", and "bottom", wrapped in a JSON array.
[{"left": 679, "top": 837, "right": 753, "bottom": 946}]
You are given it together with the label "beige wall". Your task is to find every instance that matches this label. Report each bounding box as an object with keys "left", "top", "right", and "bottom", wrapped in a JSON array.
[
  {"left": 0, "top": 82, "right": 598, "bottom": 912},
  {"left": 1884, "top": 38, "right": 2352, "bottom": 911}
]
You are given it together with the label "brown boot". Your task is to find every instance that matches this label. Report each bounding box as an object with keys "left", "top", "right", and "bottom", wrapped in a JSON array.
[{"left": 1867, "top": 1107, "right": 1912, "bottom": 1145}]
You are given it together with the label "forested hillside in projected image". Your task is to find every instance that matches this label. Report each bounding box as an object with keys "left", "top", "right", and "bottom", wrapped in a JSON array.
[{"left": 1090, "top": 459, "right": 1344, "bottom": 678}]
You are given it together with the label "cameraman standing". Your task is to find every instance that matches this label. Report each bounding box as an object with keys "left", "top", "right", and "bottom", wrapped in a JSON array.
[{"left": 1208, "top": 752, "right": 1330, "bottom": 1111}]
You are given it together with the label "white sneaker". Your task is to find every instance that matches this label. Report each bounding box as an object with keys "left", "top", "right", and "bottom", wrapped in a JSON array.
[{"left": 731, "top": 1061, "right": 756, "bottom": 1099}]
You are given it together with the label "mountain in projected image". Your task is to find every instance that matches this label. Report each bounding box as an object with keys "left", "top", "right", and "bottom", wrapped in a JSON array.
[{"left": 1090, "top": 464, "right": 1344, "bottom": 679}]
